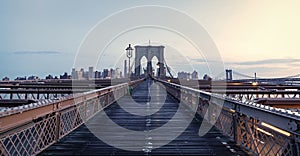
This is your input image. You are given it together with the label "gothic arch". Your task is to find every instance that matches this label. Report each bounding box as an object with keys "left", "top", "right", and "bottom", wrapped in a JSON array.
[{"left": 140, "top": 56, "right": 148, "bottom": 74}]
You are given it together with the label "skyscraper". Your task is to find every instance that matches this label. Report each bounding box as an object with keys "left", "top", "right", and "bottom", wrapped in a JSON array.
[
  {"left": 103, "top": 69, "right": 109, "bottom": 79},
  {"left": 71, "top": 68, "right": 77, "bottom": 79},
  {"left": 115, "top": 68, "right": 121, "bottom": 79},
  {"left": 191, "top": 70, "right": 198, "bottom": 79},
  {"left": 88, "top": 66, "right": 94, "bottom": 79},
  {"left": 124, "top": 60, "right": 127, "bottom": 78}
]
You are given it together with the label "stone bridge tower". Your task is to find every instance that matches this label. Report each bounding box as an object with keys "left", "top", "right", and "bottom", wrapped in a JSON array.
[{"left": 134, "top": 45, "right": 165, "bottom": 77}]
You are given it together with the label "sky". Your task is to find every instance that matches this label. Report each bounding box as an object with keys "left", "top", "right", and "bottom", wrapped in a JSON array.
[{"left": 1, "top": 0, "right": 300, "bottom": 79}]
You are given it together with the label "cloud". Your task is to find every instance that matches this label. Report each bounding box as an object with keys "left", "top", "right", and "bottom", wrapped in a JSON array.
[
  {"left": 188, "top": 58, "right": 207, "bottom": 63},
  {"left": 187, "top": 57, "right": 221, "bottom": 64},
  {"left": 13, "top": 51, "right": 62, "bottom": 55},
  {"left": 230, "top": 58, "right": 300, "bottom": 65}
]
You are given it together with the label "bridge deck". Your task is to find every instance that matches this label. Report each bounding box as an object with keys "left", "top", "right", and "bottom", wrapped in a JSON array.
[{"left": 41, "top": 80, "right": 247, "bottom": 155}]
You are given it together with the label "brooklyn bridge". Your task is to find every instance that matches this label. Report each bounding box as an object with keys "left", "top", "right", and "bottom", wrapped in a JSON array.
[{"left": 1, "top": 45, "right": 300, "bottom": 156}]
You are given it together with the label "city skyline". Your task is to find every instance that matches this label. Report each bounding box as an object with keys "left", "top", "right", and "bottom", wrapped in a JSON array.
[
  {"left": 1, "top": 1, "right": 300, "bottom": 79},
  {"left": 1, "top": 63, "right": 205, "bottom": 81},
  {"left": 1, "top": 66, "right": 126, "bottom": 81}
]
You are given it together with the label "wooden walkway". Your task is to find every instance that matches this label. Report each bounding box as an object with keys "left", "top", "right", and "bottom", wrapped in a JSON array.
[{"left": 41, "top": 80, "right": 247, "bottom": 155}]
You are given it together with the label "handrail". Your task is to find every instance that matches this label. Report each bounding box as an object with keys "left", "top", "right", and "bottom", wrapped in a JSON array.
[
  {"left": 156, "top": 78, "right": 300, "bottom": 156},
  {"left": 0, "top": 78, "right": 144, "bottom": 156},
  {"left": 156, "top": 79, "right": 300, "bottom": 133}
]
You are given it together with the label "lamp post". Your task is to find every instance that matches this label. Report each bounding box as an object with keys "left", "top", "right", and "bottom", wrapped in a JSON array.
[{"left": 126, "top": 44, "right": 133, "bottom": 78}]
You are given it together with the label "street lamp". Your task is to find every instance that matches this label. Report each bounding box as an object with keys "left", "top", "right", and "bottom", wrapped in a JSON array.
[{"left": 126, "top": 44, "right": 133, "bottom": 78}]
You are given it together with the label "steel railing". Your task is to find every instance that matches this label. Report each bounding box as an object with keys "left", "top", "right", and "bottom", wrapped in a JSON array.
[
  {"left": 0, "top": 79, "right": 144, "bottom": 156},
  {"left": 156, "top": 78, "right": 300, "bottom": 156}
]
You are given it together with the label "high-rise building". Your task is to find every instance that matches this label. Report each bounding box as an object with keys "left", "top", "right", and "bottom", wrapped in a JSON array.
[
  {"left": 88, "top": 66, "right": 94, "bottom": 79},
  {"left": 94, "top": 71, "right": 101, "bottom": 79},
  {"left": 80, "top": 68, "right": 85, "bottom": 79},
  {"left": 178, "top": 71, "right": 191, "bottom": 79},
  {"left": 191, "top": 70, "right": 198, "bottom": 79},
  {"left": 103, "top": 69, "right": 109, "bottom": 79},
  {"left": 76, "top": 70, "right": 83, "bottom": 80},
  {"left": 71, "top": 68, "right": 77, "bottom": 79},
  {"left": 83, "top": 71, "right": 89, "bottom": 79},
  {"left": 124, "top": 60, "right": 127, "bottom": 78},
  {"left": 115, "top": 68, "right": 121, "bottom": 79},
  {"left": 110, "top": 68, "right": 115, "bottom": 78}
]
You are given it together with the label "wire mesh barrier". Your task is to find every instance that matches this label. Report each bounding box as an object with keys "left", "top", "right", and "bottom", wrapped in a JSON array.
[
  {"left": 0, "top": 115, "right": 58, "bottom": 155},
  {"left": 215, "top": 110, "right": 297, "bottom": 155},
  {"left": 226, "top": 91, "right": 300, "bottom": 102},
  {"left": 0, "top": 79, "right": 144, "bottom": 156},
  {"left": 157, "top": 79, "right": 300, "bottom": 156},
  {"left": 234, "top": 116, "right": 296, "bottom": 155},
  {"left": 0, "top": 91, "right": 72, "bottom": 100}
]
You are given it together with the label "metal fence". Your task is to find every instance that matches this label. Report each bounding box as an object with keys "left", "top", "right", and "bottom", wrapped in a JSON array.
[
  {"left": 0, "top": 79, "right": 143, "bottom": 156},
  {"left": 1, "top": 78, "right": 299, "bottom": 156},
  {"left": 158, "top": 79, "right": 300, "bottom": 156}
]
